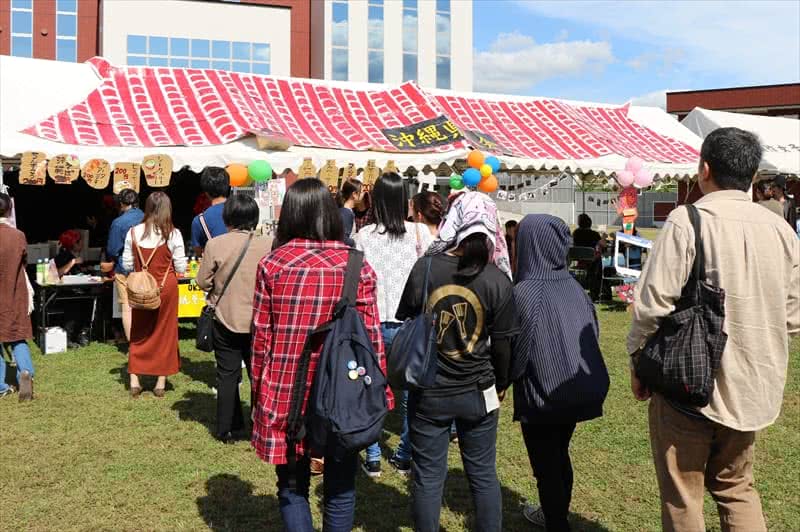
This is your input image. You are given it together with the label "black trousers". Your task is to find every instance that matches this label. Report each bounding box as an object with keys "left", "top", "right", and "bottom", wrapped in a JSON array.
[
  {"left": 212, "top": 319, "right": 252, "bottom": 436},
  {"left": 521, "top": 422, "right": 577, "bottom": 532}
]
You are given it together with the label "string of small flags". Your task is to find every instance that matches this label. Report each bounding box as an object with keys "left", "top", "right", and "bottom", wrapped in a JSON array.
[{"left": 495, "top": 171, "right": 572, "bottom": 202}]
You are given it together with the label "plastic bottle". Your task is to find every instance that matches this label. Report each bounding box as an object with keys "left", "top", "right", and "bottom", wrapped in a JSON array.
[
  {"left": 189, "top": 257, "right": 198, "bottom": 279},
  {"left": 36, "top": 259, "right": 44, "bottom": 285}
]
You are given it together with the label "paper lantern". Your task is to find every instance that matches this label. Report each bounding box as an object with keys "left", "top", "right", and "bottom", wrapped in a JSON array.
[
  {"left": 463, "top": 168, "right": 482, "bottom": 187},
  {"left": 227, "top": 164, "right": 249, "bottom": 187},
  {"left": 449, "top": 174, "right": 465, "bottom": 190},
  {"left": 478, "top": 175, "right": 498, "bottom": 193},
  {"left": 467, "top": 150, "right": 485, "bottom": 169},
  {"left": 248, "top": 160, "right": 272, "bottom": 183},
  {"left": 480, "top": 164, "right": 492, "bottom": 178}
]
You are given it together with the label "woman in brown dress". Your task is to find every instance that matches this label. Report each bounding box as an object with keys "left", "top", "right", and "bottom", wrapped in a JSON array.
[{"left": 122, "top": 192, "right": 187, "bottom": 398}]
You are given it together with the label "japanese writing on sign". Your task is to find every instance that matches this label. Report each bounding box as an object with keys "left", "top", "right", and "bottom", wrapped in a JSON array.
[
  {"left": 382, "top": 115, "right": 463, "bottom": 151},
  {"left": 48, "top": 154, "right": 80, "bottom": 184},
  {"left": 762, "top": 144, "right": 799, "bottom": 153},
  {"left": 19, "top": 152, "right": 48, "bottom": 186},
  {"left": 463, "top": 130, "right": 514, "bottom": 155},
  {"left": 82, "top": 159, "right": 111, "bottom": 189},
  {"left": 142, "top": 154, "right": 173, "bottom": 187},
  {"left": 178, "top": 281, "right": 205, "bottom": 318}
]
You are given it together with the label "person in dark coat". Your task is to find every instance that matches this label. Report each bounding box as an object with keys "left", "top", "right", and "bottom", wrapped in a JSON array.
[{"left": 512, "top": 214, "right": 610, "bottom": 531}]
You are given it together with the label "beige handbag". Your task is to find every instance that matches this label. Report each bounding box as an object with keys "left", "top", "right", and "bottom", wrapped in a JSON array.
[{"left": 126, "top": 229, "right": 171, "bottom": 310}]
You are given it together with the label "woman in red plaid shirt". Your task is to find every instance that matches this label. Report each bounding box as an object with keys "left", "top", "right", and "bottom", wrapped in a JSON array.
[{"left": 250, "top": 179, "right": 393, "bottom": 531}]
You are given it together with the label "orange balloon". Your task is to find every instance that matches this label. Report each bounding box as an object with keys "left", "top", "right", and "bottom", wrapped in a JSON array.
[
  {"left": 478, "top": 175, "right": 498, "bottom": 193},
  {"left": 467, "top": 150, "right": 485, "bottom": 169},
  {"left": 480, "top": 164, "right": 492, "bottom": 178},
  {"left": 227, "top": 164, "right": 248, "bottom": 187}
]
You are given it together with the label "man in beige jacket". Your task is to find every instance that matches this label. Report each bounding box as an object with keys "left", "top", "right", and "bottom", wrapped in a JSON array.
[{"left": 628, "top": 127, "right": 800, "bottom": 532}]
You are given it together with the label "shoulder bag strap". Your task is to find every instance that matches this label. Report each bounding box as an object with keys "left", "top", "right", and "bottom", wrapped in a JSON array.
[
  {"left": 214, "top": 232, "right": 254, "bottom": 307},
  {"left": 421, "top": 256, "right": 433, "bottom": 311},
  {"left": 199, "top": 213, "right": 212, "bottom": 241},
  {"left": 685, "top": 204, "right": 706, "bottom": 283},
  {"left": 159, "top": 235, "right": 175, "bottom": 289}
]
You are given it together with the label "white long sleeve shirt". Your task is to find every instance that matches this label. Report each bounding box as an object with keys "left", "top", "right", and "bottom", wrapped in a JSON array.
[{"left": 122, "top": 223, "right": 187, "bottom": 274}]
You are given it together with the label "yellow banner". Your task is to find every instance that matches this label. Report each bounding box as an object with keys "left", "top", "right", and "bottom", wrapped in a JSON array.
[{"left": 178, "top": 280, "right": 205, "bottom": 318}]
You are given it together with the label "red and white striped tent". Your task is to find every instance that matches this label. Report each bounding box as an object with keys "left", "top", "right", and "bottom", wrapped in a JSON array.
[{"left": 0, "top": 56, "right": 702, "bottom": 179}]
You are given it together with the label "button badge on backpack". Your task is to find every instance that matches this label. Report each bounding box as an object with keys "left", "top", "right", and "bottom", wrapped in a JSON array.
[
  {"left": 347, "top": 360, "right": 357, "bottom": 370},
  {"left": 364, "top": 375, "right": 372, "bottom": 386},
  {"left": 357, "top": 366, "right": 366, "bottom": 376},
  {"left": 348, "top": 370, "right": 359, "bottom": 381}
]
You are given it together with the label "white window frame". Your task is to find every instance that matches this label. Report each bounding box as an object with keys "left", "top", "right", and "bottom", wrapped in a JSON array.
[
  {"left": 126, "top": 35, "right": 270, "bottom": 73},
  {"left": 10, "top": 0, "right": 34, "bottom": 58}
]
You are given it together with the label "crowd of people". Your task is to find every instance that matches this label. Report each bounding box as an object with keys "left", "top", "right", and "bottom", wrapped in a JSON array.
[{"left": 0, "top": 126, "right": 798, "bottom": 532}]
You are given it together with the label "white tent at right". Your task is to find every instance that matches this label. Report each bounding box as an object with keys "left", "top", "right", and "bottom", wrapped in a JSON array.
[{"left": 681, "top": 107, "right": 800, "bottom": 175}]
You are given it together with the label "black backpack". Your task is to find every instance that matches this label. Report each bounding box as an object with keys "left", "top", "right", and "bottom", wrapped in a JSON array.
[{"left": 285, "top": 251, "right": 388, "bottom": 472}]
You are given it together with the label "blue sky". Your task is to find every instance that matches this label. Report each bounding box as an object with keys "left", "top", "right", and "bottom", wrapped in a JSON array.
[{"left": 472, "top": 0, "right": 800, "bottom": 107}]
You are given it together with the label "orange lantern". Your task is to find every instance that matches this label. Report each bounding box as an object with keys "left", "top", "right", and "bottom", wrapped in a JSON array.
[
  {"left": 478, "top": 175, "right": 498, "bottom": 193},
  {"left": 227, "top": 164, "right": 249, "bottom": 187},
  {"left": 467, "top": 150, "right": 485, "bottom": 169}
]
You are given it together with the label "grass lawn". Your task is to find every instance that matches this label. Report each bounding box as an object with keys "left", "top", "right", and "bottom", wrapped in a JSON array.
[{"left": 2, "top": 311, "right": 798, "bottom": 531}]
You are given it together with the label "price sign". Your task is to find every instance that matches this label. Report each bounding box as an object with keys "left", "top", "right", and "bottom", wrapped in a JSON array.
[
  {"left": 178, "top": 280, "right": 205, "bottom": 318},
  {"left": 142, "top": 154, "right": 172, "bottom": 187},
  {"left": 19, "top": 152, "right": 47, "bottom": 186},
  {"left": 113, "top": 162, "right": 141, "bottom": 193},
  {"left": 82, "top": 159, "right": 111, "bottom": 189},
  {"left": 48, "top": 154, "right": 81, "bottom": 184}
]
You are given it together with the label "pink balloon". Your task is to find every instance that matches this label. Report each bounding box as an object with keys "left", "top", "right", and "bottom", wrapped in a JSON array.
[
  {"left": 616, "top": 170, "right": 635, "bottom": 187},
  {"left": 634, "top": 168, "right": 653, "bottom": 188},
  {"left": 625, "top": 156, "right": 644, "bottom": 173}
]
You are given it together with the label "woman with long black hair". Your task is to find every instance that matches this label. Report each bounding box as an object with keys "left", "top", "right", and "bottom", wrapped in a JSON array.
[
  {"left": 337, "top": 179, "right": 363, "bottom": 246},
  {"left": 251, "top": 178, "right": 392, "bottom": 531},
  {"left": 396, "top": 191, "right": 521, "bottom": 532},
  {"left": 353, "top": 172, "right": 434, "bottom": 477}
]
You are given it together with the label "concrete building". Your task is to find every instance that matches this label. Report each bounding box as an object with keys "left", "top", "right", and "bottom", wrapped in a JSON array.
[{"left": 0, "top": 0, "right": 472, "bottom": 90}]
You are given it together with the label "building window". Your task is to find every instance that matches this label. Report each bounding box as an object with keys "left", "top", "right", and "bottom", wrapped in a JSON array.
[
  {"left": 435, "top": 0, "right": 451, "bottom": 89},
  {"left": 10, "top": 0, "right": 34, "bottom": 58},
  {"left": 56, "top": 0, "right": 78, "bottom": 62},
  {"left": 402, "top": 0, "right": 418, "bottom": 82},
  {"left": 126, "top": 35, "right": 270, "bottom": 74},
  {"left": 331, "top": 0, "right": 349, "bottom": 81},
  {"left": 367, "top": 0, "right": 384, "bottom": 83}
]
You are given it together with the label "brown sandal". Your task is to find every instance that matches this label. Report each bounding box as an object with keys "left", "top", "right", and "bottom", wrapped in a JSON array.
[
  {"left": 130, "top": 386, "right": 142, "bottom": 399},
  {"left": 153, "top": 388, "right": 166, "bottom": 398}
]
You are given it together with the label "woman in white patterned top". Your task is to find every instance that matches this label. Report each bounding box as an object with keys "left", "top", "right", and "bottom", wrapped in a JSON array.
[{"left": 353, "top": 172, "right": 434, "bottom": 477}]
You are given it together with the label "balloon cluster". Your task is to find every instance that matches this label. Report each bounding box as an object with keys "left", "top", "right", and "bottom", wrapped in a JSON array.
[
  {"left": 449, "top": 150, "right": 500, "bottom": 193},
  {"left": 615, "top": 156, "right": 653, "bottom": 188},
  {"left": 226, "top": 160, "right": 273, "bottom": 187}
]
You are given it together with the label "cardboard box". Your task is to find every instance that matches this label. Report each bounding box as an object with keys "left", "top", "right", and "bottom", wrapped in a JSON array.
[{"left": 43, "top": 327, "right": 68, "bottom": 354}]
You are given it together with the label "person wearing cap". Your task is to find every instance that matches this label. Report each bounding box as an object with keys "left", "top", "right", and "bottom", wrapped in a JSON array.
[{"left": 771, "top": 175, "right": 798, "bottom": 230}]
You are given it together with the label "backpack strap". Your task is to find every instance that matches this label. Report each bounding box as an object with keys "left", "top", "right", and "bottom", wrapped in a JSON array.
[
  {"left": 131, "top": 228, "right": 158, "bottom": 272},
  {"left": 199, "top": 213, "right": 212, "bottom": 241},
  {"left": 341, "top": 250, "right": 364, "bottom": 307},
  {"left": 421, "top": 256, "right": 433, "bottom": 311}
]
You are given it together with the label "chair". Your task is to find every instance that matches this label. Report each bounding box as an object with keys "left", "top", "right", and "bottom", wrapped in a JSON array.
[{"left": 568, "top": 246, "right": 596, "bottom": 286}]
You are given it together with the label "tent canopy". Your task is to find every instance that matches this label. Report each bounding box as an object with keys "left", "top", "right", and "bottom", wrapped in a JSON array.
[
  {"left": 682, "top": 107, "right": 800, "bottom": 175},
  {"left": 1, "top": 55, "right": 702, "bottom": 178}
]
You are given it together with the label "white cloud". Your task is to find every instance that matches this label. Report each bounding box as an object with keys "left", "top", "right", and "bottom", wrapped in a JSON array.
[
  {"left": 474, "top": 31, "right": 614, "bottom": 93},
  {"left": 556, "top": 29, "right": 570, "bottom": 42},
  {"left": 627, "top": 90, "right": 669, "bottom": 109},
  {"left": 513, "top": 0, "right": 800, "bottom": 84}
]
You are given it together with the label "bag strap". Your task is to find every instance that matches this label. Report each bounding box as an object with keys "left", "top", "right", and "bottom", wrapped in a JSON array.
[
  {"left": 213, "top": 232, "right": 254, "bottom": 308},
  {"left": 199, "top": 213, "right": 212, "bottom": 241},
  {"left": 341, "top": 250, "right": 364, "bottom": 307},
  {"left": 131, "top": 228, "right": 158, "bottom": 272},
  {"left": 421, "top": 256, "right": 433, "bottom": 310},
  {"left": 685, "top": 204, "right": 706, "bottom": 282}
]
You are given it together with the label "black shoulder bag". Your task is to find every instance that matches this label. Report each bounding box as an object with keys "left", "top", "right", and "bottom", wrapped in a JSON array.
[
  {"left": 196, "top": 233, "right": 254, "bottom": 352},
  {"left": 635, "top": 205, "right": 727, "bottom": 407},
  {"left": 387, "top": 257, "right": 439, "bottom": 390}
]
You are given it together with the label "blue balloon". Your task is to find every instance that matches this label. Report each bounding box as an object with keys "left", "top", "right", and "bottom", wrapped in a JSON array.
[
  {"left": 463, "top": 168, "right": 482, "bottom": 187},
  {"left": 485, "top": 156, "right": 501, "bottom": 173}
]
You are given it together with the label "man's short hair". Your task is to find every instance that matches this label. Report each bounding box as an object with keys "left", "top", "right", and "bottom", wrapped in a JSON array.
[
  {"left": 756, "top": 180, "right": 772, "bottom": 195},
  {"left": 700, "top": 127, "right": 762, "bottom": 192},
  {"left": 117, "top": 188, "right": 139, "bottom": 207},
  {"left": 772, "top": 174, "right": 788, "bottom": 191},
  {"left": 200, "top": 167, "right": 231, "bottom": 199},
  {"left": 578, "top": 213, "right": 592, "bottom": 228},
  {"left": 0, "top": 193, "right": 11, "bottom": 218}
]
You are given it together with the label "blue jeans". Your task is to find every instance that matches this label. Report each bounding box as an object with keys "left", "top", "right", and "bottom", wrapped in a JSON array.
[
  {"left": 410, "top": 388, "right": 502, "bottom": 532},
  {"left": 365, "top": 322, "right": 401, "bottom": 463},
  {"left": 276, "top": 451, "right": 358, "bottom": 532},
  {"left": 0, "top": 341, "right": 34, "bottom": 392}
]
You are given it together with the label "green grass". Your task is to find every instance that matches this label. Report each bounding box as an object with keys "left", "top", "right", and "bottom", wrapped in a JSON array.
[{"left": 1, "top": 313, "right": 798, "bottom": 531}]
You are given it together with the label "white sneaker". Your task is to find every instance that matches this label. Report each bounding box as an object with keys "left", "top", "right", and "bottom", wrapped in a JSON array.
[{"left": 522, "top": 503, "right": 546, "bottom": 528}]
